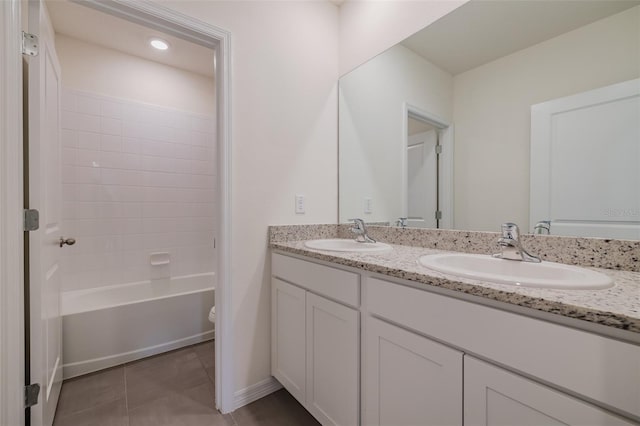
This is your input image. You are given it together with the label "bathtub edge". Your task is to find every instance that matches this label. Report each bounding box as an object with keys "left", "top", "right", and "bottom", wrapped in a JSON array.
[{"left": 62, "top": 330, "right": 214, "bottom": 379}]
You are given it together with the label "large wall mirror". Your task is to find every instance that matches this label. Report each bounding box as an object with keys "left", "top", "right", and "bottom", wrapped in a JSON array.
[{"left": 339, "top": 0, "right": 640, "bottom": 239}]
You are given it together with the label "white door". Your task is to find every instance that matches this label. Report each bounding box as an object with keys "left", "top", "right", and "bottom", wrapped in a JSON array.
[
  {"left": 271, "top": 278, "right": 307, "bottom": 405},
  {"left": 305, "top": 293, "right": 359, "bottom": 426},
  {"left": 530, "top": 79, "right": 640, "bottom": 239},
  {"left": 406, "top": 129, "right": 438, "bottom": 228},
  {"left": 27, "top": 1, "right": 63, "bottom": 425},
  {"left": 364, "top": 316, "right": 463, "bottom": 426},
  {"left": 464, "top": 356, "right": 636, "bottom": 426}
]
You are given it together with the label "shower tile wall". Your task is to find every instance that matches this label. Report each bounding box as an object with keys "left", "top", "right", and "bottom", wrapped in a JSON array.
[{"left": 60, "top": 89, "right": 216, "bottom": 291}]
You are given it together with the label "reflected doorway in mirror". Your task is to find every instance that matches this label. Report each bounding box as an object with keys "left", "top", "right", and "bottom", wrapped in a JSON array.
[{"left": 403, "top": 104, "right": 453, "bottom": 229}]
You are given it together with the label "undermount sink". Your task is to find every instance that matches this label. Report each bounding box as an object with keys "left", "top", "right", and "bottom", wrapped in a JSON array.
[
  {"left": 304, "top": 239, "right": 392, "bottom": 253},
  {"left": 418, "top": 253, "right": 613, "bottom": 290}
]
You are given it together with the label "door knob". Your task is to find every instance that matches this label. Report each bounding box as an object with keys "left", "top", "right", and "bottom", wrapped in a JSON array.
[{"left": 59, "top": 237, "right": 76, "bottom": 247}]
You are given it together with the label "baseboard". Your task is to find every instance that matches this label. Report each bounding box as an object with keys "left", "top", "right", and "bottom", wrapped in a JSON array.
[
  {"left": 62, "top": 330, "right": 215, "bottom": 379},
  {"left": 234, "top": 376, "right": 283, "bottom": 409}
]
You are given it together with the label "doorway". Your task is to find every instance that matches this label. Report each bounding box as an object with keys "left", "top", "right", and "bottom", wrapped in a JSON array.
[
  {"left": 406, "top": 119, "right": 439, "bottom": 228},
  {"left": 20, "top": 1, "right": 234, "bottom": 424},
  {"left": 402, "top": 104, "right": 454, "bottom": 229}
]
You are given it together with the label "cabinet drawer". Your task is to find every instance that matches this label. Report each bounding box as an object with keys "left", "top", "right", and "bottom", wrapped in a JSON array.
[
  {"left": 367, "top": 277, "right": 640, "bottom": 418},
  {"left": 272, "top": 253, "right": 360, "bottom": 307}
]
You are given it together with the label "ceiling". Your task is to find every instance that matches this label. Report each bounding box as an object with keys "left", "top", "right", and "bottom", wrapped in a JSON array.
[
  {"left": 48, "top": 0, "right": 637, "bottom": 79},
  {"left": 47, "top": 0, "right": 215, "bottom": 78},
  {"left": 401, "top": 0, "right": 640, "bottom": 75}
]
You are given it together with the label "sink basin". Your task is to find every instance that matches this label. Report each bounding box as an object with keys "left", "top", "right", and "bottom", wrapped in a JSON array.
[
  {"left": 418, "top": 253, "right": 613, "bottom": 290},
  {"left": 304, "top": 239, "right": 392, "bottom": 253}
]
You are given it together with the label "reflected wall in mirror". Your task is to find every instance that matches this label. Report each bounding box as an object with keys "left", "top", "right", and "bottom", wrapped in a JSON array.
[{"left": 339, "top": 0, "right": 640, "bottom": 239}]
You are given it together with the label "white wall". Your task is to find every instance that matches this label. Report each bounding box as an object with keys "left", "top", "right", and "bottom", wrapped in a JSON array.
[
  {"left": 55, "top": 35, "right": 217, "bottom": 292},
  {"left": 55, "top": 34, "right": 215, "bottom": 116},
  {"left": 59, "top": 88, "right": 216, "bottom": 291},
  {"left": 158, "top": 0, "right": 340, "bottom": 397},
  {"left": 452, "top": 6, "right": 640, "bottom": 231},
  {"left": 339, "top": 44, "right": 452, "bottom": 223},
  {"left": 338, "top": 0, "right": 468, "bottom": 76}
]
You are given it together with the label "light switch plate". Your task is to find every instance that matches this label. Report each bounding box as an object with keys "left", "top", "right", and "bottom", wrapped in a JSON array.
[
  {"left": 364, "top": 197, "right": 373, "bottom": 214},
  {"left": 295, "top": 194, "right": 305, "bottom": 214}
]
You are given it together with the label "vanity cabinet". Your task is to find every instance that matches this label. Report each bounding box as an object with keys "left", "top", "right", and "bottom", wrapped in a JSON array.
[
  {"left": 271, "top": 251, "right": 640, "bottom": 425},
  {"left": 366, "top": 276, "right": 640, "bottom": 421},
  {"left": 464, "top": 356, "right": 637, "bottom": 426},
  {"left": 271, "top": 254, "right": 359, "bottom": 426},
  {"left": 364, "top": 316, "right": 462, "bottom": 426}
]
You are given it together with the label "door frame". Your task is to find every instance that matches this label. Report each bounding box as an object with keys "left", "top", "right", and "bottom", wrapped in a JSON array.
[
  {"left": 0, "top": 0, "right": 27, "bottom": 425},
  {"left": 0, "top": 0, "right": 236, "bottom": 417},
  {"left": 79, "top": 0, "right": 235, "bottom": 413},
  {"left": 401, "top": 103, "right": 454, "bottom": 229}
]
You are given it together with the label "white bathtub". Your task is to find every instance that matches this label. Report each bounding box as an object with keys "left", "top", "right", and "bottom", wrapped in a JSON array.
[{"left": 61, "top": 273, "right": 215, "bottom": 379}]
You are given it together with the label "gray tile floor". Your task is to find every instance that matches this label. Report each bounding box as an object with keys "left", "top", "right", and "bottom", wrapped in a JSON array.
[{"left": 53, "top": 341, "right": 320, "bottom": 426}]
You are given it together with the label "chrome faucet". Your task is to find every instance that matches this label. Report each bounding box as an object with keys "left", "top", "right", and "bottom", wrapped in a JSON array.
[
  {"left": 396, "top": 217, "right": 408, "bottom": 228},
  {"left": 493, "top": 223, "right": 541, "bottom": 263},
  {"left": 349, "top": 218, "right": 376, "bottom": 243},
  {"left": 534, "top": 220, "right": 551, "bottom": 235}
]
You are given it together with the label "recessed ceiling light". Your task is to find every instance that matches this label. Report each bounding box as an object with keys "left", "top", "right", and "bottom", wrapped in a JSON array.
[{"left": 150, "top": 38, "right": 169, "bottom": 51}]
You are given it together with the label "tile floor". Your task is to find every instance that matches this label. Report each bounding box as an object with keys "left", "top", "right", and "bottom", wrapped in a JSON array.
[{"left": 53, "top": 341, "right": 320, "bottom": 426}]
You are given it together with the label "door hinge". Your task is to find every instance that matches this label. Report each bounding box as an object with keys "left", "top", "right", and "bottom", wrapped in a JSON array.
[
  {"left": 22, "top": 32, "right": 39, "bottom": 57},
  {"left": 435, "top": 145, "right": 443, "bottom": 155},
  {"left": 435, "top": 210, "right": 443, "bottom": 220},
  {"left": 24, "top": 209, "right": 40, "bottom": 231},
  {"left": 24, "top": 383, "right": 40, "bottom": 408}
]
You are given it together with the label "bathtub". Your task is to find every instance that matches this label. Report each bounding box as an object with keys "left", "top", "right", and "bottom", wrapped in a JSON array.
[{"left": 61, "top": 273, "right": 215, "bottom": 379}]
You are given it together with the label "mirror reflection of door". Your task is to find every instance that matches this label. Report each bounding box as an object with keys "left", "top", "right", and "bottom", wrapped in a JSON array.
[
  {"left": 405, "top": 114, "right": 451, "bottom": 229},
  {"left": 530, "top": 78, "right": 640, "bottom": 239},
  {"left": 407, "top": 118, "right": 438, "bottom": 228}
]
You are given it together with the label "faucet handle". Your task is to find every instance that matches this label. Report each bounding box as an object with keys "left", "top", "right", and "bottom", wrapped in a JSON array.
[
  {"left": 495, "top": 222, "right": 541, "bottom": 263},
  {"left": 347, "top": 218, "right": 376, "bottom": 243},
  {"left": 501, "top": 222, "right": 520, "bottom": 240},
  {"left": 348, "top": 218, "right": 365, "bottom": 233},
  {"left": 534, "top": 220, "right": 551, "bottom": 235}
]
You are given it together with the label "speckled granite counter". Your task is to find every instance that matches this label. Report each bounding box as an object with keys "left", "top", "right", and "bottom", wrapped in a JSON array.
[{"left": 270, "top": 236, "right": 640, "bottom": 335}]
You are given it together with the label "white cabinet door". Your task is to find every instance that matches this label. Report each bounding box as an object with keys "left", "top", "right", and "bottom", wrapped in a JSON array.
[
  {"left": 271, "top": 278, "right": 307, "bottom": 404},
  {"left": 306, "top": 293, "right": 359, "bottom": 426},
  {"left": 28, "top": 1, "right": 63, "bottom": 425},
  {"left": 364, "top": 316, "right": 463, "bottom": 426},
  {"left": 464, "top": 356, "right": 636, "bottom": 426}
]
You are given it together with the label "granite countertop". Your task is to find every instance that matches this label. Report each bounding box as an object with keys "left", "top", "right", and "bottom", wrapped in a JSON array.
[{"left": 270, "top": 240, "right": 640, "bottom": 334}]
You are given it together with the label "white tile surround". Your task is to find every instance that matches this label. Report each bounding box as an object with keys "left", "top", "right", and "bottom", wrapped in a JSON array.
[{"left": 60, "top": 89, "right": 216, "bottom": 291}]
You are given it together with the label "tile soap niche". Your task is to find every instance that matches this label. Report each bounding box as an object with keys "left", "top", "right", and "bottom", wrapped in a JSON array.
[{"left": 150, "top": 252, "right": 170, "bottom": 266}]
